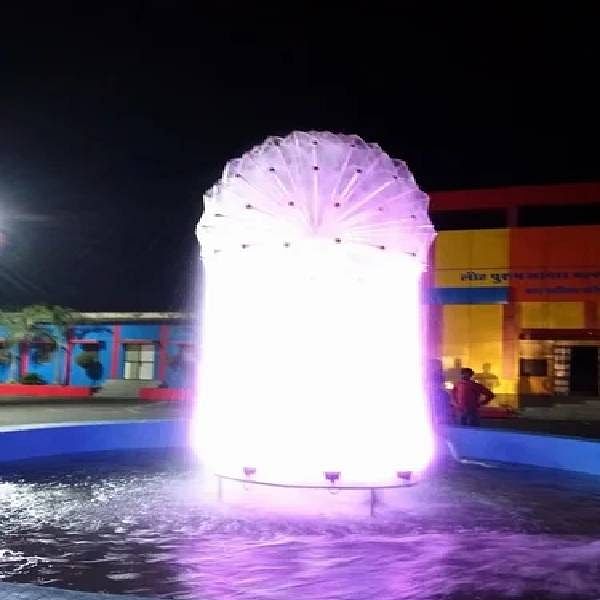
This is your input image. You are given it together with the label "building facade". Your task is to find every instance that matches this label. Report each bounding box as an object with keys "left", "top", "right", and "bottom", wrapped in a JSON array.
[
  {"left": 3, "top": 182, "right": 600, "bottom": 404},
  {"left": 0, "top": 313, "right": 195, "bottom": 389},
  {"left": 428, "top": 182, "right": 600, "bottom": 406}
]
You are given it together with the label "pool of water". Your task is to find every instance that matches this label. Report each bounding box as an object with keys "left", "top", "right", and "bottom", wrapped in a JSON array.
[{"left": 1, "top": 449, "right": 600, "bottom": 600}]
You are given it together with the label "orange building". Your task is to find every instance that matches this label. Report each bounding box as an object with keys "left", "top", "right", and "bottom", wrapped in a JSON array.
[{"left": 427, "top": 182, "right": 600, "bottom": 407}]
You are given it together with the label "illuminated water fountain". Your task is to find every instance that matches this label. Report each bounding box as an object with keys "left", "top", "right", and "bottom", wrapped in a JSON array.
[
  {"left": 194, "top": 131, "right": 436, "bottom": 513},
  {"left": 1, "top": 130, "right": 599, "bottom": 596}
]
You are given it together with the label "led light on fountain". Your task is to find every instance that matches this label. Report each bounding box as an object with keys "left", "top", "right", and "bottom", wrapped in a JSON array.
[{"left": 194, "top": 131, "right": 436, "bottom": 489}]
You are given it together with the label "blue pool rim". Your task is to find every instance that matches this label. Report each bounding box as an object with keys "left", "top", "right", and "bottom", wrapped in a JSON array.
[
  {"left": 0, "top": 419, "right": 598, "bottom": 477},
  {"left": 0, "top": 419, "right": 189, "bottom": 463},
  {"left": 444, "top": 425, "right": 600, "bottom": 476}
]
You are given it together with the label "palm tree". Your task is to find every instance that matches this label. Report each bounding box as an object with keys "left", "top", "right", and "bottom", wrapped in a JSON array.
[{"left": 0, "top": 304, "right": 79, "bottom": 384}]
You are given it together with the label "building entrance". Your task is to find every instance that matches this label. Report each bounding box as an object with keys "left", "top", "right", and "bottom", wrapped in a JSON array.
[{"left": 569, "top": 346, "right": 599, "bottom": 396}]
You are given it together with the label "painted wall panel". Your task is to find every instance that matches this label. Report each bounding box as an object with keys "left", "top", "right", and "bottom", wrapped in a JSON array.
[
  {"left": 441, "top": 305, "right": 507, "bottom": 394},
  {"left": 435, "top": 229, "right": 509, "bottom": 288},
  {"left": 510, "top": 226, "right": 600, "bottom": 301},
  {"left": 519, "top": 302, "right": 585, "bottom": 329},
  {"left": 69, "top": 324, "right": 114, "bottom": 386}
]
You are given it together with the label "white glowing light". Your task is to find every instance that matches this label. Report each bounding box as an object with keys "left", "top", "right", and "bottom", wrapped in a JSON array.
[{"left": 194, "top": 131, "right": 436, "bottom": 487}]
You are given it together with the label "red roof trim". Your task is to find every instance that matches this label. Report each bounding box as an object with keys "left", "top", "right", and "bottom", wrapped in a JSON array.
[{"left": 430, "top": 182, "right": 600, "bottom": 211}]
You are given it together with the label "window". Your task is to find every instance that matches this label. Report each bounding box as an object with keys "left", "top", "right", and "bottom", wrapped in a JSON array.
[
  {"left": 124, "top": 343, "right": 155, "bottom": 380},
  {"left": 430, "top": 209, "right": 507, "bottom": 231},
  {"left": 519, "top": 358, "right": 548, "bottom": 377}
]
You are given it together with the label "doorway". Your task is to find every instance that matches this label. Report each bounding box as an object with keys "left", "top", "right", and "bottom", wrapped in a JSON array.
[{"left": 569, "top": 346, "right": 599, "bottom": 396}]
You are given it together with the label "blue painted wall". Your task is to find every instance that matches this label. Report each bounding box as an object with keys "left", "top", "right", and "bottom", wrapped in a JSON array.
[
  {"left": 0, "top": 325, "right": 10, "bottom": 381},
  {"left": 114, "top": 324, "right": 162, "bottom": 380},
  {"left": 0, "top": 325, "right": 14, "bottom": 382},
  {"left": 69, "top": 324, "right": 114, "bottom": 386},
  {"left": 0, "top": 320, "right": 195, "bottom": 387},
  {"left": 120, "top": 324, "right": 161, "bottom": 340},
  {"left": 24, "top": 324, "right": 58, "bottom": 383},
  {"left": 165, "top": 324, "right": 196, "bottom": 388},
  {"left": 25, "top": 346, "right": 55, "bottom": 382},
  {"left": 0, "top": 324, "right": 65, "bottom": 383}
]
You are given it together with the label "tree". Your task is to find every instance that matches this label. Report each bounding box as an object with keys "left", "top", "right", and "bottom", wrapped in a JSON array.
[{"left": 0, "top": 304, "right": 79, "bottom": 384}]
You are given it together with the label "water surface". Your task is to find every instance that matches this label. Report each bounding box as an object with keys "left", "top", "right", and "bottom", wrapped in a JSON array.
[{"left": 1, "top": 449, "right": 599, "bottom": 599}]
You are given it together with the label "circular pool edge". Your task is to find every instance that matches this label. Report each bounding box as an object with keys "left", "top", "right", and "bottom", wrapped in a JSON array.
[
  {"left": 0, "top": 419, "right": 598, "bottom": 478},
  {"left": 0, "top": 419, "right": 188, "bottom": 463}
]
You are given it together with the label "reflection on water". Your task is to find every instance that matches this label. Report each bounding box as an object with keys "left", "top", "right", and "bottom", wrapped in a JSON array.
[{"left": 0, "top": 449, "right": 600, "bottom": 599}]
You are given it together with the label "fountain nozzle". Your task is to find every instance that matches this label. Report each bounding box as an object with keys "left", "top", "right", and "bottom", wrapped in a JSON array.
[{"left": 324, "top": 471, "right": 341, "bottom": 484}]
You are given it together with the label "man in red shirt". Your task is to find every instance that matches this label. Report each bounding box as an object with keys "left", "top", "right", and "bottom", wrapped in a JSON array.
[{"left": 452, "top": 367, "right": 494, "bottom": 426}]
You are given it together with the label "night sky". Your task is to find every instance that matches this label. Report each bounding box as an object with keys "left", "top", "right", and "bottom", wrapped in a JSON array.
[{"left": 0, "top": 3, "right": 597, "bottom": 311}]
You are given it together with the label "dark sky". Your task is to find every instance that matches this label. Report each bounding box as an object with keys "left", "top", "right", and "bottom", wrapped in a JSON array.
[{"left": 0, "top": 2, "right": 598, "bottom": 311}]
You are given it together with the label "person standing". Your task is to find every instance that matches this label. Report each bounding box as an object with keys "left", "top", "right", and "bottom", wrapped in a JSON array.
[
  {"left": 452, "top": 367, "right": 494, "bottom": 426},
  {"left": 433, "top": 384, "right": 454, "bottom": 425}
]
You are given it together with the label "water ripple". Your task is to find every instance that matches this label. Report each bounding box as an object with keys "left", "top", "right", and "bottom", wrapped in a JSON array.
[{"left": 0, "top": 450, "right": 598, "bottom": 599}]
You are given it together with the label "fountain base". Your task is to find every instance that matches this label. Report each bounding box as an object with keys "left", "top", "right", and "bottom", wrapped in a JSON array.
[{"left": 213, "top": 474, "right": 420, "bottom": 517}]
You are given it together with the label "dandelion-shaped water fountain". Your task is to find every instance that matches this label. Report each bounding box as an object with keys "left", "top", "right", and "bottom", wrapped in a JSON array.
[{"left": 194, "top": 131, "right": 436, "bottom": 515}]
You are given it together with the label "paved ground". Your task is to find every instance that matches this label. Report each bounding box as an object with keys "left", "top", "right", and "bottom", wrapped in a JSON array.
[
  {"left": 1, "top": 394, "right": 599, "bottom": 440},
  {"left": 0, "top": 399, "right": 188, "bottom": 427}
]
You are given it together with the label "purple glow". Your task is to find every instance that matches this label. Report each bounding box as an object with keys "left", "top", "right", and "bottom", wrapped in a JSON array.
[{"left": 194, "top": 131, "right": 436, "bottom": 489}]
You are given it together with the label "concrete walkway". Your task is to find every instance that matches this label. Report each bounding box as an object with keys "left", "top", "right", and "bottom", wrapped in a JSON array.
[
  {"left": 1, "top": 396, "right": 599, "bottom": 439},
  {"left": 481, "top": 416, "right": 600, "bottom": 439},
  {"left": 0, "top": 399, "right": 188, "bottom": 426}
]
